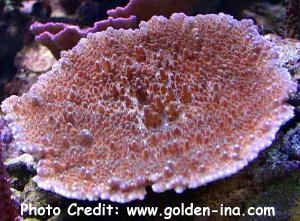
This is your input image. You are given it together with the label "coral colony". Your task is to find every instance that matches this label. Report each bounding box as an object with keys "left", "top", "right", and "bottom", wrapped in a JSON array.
[{"left": 1, "top": 13, "right": 296, "bottom": 203}]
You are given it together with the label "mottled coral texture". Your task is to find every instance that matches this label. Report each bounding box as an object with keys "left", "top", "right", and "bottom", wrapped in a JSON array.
[
  {"left": 0, "top": 118, "right": 19, "bottom": 221},
  {"left": 285, "top": 0, "right": 300, "bottom": 38},
  {"left": 2, "top": 13, "right": 296, "bottom": 203}
]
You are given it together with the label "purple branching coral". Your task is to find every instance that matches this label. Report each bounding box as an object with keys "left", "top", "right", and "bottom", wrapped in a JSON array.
[
  {"left": 30, "top": 16, "right": 137, "bottom": 59},
  {"left": 30, "top": 0, "right": 201, "bottom": 59},
  {"left": 0, "top": 117, "right": 19, "bottom": 221}
]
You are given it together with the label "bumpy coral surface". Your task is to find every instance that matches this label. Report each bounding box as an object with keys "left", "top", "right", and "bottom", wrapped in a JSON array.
[{"left": 2, "top": 13, "right": 297, "bottom": 203}]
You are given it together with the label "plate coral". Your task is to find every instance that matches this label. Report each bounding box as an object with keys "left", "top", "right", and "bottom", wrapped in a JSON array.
[{"left": 1, "top": 13, "right": 297, "bottom": 203}]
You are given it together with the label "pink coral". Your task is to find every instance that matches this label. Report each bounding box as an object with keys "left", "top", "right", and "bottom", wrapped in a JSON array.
[{"left": 2, "top": 13, "right": 296, "bottom": 203}]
